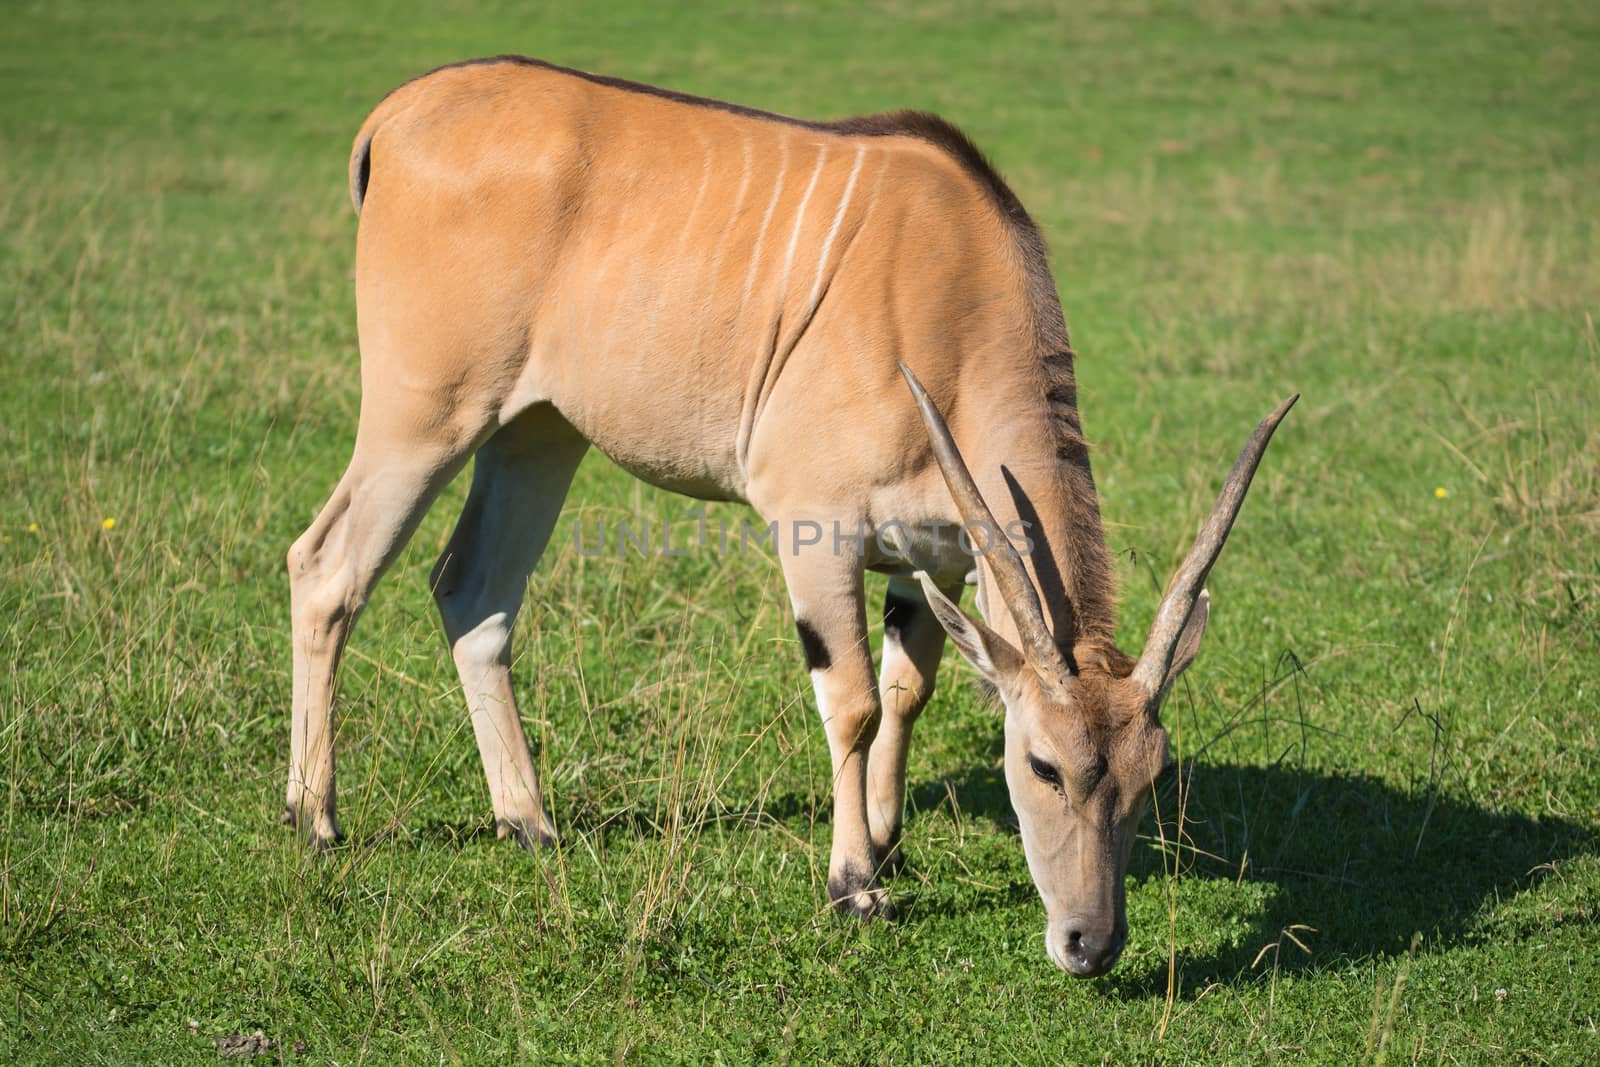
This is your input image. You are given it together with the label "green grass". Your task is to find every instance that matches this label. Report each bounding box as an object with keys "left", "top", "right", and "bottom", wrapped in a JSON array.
[{"left": 3, "top": 0, "right": 1598, "bottom": 1061}]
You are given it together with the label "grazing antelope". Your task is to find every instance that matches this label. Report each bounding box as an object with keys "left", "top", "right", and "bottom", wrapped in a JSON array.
[{"left": 284, "top": 54, "right": 1295, "bottom": 977}]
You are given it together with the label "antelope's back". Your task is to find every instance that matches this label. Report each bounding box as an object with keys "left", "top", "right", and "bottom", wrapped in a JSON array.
[{"left": 349, "top": 59, "right": 1035, "bottom": 505}]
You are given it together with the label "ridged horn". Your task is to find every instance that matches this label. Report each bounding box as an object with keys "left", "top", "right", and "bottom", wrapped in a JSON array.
[
  {"left": 1132, "top": 394, "right": 1299, "bottom": 698},
  {"left": 898, "top": 362, "right": 1073, "bottom": 694}
]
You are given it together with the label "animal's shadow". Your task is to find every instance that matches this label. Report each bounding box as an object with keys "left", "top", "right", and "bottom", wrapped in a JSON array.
[{"left": 906, "top": 754, "right": 1596, "bottom": 993}]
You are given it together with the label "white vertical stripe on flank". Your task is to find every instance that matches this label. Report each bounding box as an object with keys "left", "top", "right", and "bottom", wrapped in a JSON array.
[
  {"left": 679, "top": 137, "right": 714, "bottom": 251},
  {"left": 805, "top": 144, "right": 865, "bottom": 311},
  {"left": 706, "top": 130, "right": 754, "bottom": 297},
  {"left": 693, "top": 127, "right": 753, "bottom": 353},
  {"left": 777, "top": 143, "right": 829, "bottom": 300},
  {"left": 632, "top": 128, "right": 713, "bottom": 356},
  {"left": 740, "top": 132, "right": 790, "bottom": 312}
]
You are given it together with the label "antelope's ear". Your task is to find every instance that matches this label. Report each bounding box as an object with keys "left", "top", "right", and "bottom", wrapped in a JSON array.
[
  {"left": 916, "top": 573, "right": 1023, "bottom": 687},
  {"left": 1161, "top": 589, "right": 1210, "bottom": 695}
]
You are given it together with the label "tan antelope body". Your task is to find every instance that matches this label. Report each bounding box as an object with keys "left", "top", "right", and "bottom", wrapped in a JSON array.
[{"left": 285, "top": 56, "right": 1295, "bottom": 976}]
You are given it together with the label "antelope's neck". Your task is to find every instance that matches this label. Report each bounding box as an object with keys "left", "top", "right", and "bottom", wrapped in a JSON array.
[{"left": 968, "top": 369, "right": 1119, "bottom": 662}]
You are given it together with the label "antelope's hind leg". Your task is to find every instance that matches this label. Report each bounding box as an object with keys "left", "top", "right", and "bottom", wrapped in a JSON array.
[
  {"left": 866, "top": 576, "right": 950, "bottom": 876},
  {"left": 431, "top": 408, "right": 587, "bottom": 850},
  {"left": 286, "top": 437, "right": 471, "bottom": 848}
]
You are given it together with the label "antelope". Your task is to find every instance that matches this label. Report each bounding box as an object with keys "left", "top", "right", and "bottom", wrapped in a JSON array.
[{"left": 284, "top": 54, "right": 1295, "bottom": 978}]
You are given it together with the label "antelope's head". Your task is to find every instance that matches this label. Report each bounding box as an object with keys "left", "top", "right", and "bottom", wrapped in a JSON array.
[{"left": 899, "top": 365, "right": 1295, "bottom": 977}]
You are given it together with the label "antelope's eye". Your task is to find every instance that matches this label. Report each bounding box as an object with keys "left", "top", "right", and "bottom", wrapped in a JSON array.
[{"left": 1027, "top": 754, "right": 1062, "bottom": 787}]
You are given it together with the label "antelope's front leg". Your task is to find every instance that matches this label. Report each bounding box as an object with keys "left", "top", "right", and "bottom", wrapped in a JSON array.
[
  {"left": 866, "top": 577, "right": 950, "bottom": 875},
  {"left": 779, "top": 541, "right": 893, "bottom": 921}
]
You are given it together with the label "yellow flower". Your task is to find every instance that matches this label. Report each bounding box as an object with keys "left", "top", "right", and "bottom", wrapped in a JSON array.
[
  {"left": 1434, "top": 487, "right": 1448, "bottom": 499},
  {"left": 27, "top": 522, "right": 39, "bottom": 533},
  {"left": 102, "top": 517, "right": 116, "bottom": 530}
]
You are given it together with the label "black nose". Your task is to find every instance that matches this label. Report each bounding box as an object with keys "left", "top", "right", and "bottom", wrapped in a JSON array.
[{"left": 1062, "top": 919, "right": 1126, "bottom": 978}]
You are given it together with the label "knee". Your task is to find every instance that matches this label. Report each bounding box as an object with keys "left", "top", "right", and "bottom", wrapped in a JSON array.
[
  {"left": 447, "top": 612, "right": 513, "bottom": 671},
  {"left": 286, "top": 534, "right": 315, "bottom": 585},
  {"left": 288, "top": 538, "right": 361, "bottom": 639},
  {"left": 431, "top": 548, "right": 521, "bottom": 667},
  {"left": 880, "top": 681, "right": 933, "bottom": 724},
  {"left": 824, "top": 695, "right": 883, "bottom": 752},
  {"left": 880, "top": 654, "right": 938, "bottom": 723}
]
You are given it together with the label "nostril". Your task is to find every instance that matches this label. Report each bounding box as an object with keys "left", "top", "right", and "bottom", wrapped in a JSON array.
[{"left": 1053, "top": 919, "right": 1124, "bottom": 977}]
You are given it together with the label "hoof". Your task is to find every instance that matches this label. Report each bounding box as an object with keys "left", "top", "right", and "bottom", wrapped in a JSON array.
[
  {"left": 496, "top": 817, "right": 556, "bottom": 851},
  {"left": 308, "top": 827, "right": 345, "bottom": 852},
  {"left": 285, "top": 805, "right": 343, "bottom": 850},
  {"left": 829, "top": 862, "right": 896, "bottom": 922}
]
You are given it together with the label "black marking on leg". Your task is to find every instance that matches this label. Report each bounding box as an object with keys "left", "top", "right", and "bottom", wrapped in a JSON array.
[
  {"left": 828, "top": 860, "right": 896, "bottom": 922},
  {"left": 497, "top": 817, "right": 556, "bottom": 851},
  {"left": 827, "top": 860, "right": 871, "bottom": 913},
  {"left": 282, "top": 804, "right": 299, "bottom": 829},
  {"left": 795, "top": 620, "right": 832, "bottom": 672},
  {"left": 882, "top": 589, "right": 923, "bottom": 646}
]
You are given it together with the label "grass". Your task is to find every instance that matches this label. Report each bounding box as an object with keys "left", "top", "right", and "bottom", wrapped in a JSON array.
[{"left": 2, "top": 0, "right": 1598, "bottom": 1061}]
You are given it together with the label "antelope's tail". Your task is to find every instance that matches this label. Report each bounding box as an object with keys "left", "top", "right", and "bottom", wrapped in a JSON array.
[{"left": 348, "top": 74, "right": 431, "bottom": 215}]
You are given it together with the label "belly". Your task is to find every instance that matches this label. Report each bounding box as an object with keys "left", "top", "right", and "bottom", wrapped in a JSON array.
[
  {"left": 599, "top": 444, "right": 745, "bottom": 503},
  {"left": 547, "top": 347, "right": 750, "bottom": 504}
]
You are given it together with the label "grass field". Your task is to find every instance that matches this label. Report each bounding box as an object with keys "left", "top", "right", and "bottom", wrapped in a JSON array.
[{"left": 3, "top": 1, "right": 1598, "bottom": 1061}]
